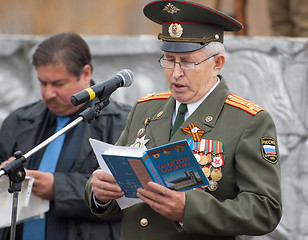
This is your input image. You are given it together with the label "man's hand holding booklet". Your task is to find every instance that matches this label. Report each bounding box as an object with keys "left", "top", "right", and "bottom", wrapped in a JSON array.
[{"left": 90, "top": 138, "right": 209, "bottom": 209}]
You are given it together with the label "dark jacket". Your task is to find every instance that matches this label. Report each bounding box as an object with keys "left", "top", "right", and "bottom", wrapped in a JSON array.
[{"left": 0, "top": 99, "right": 131, "bottom": 240}]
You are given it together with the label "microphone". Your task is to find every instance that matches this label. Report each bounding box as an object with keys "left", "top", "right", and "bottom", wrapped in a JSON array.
[{"left": 71, "top": 69, "right": 134, "bottom": 106}]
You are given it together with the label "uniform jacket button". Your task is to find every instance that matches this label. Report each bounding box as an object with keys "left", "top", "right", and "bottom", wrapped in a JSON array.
[{"left": 140, "top": 218, "right": 148, "bottom": 227}]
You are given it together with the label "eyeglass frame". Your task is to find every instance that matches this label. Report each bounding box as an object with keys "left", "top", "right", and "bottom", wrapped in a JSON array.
[{"left": 158, "top": 53, "right": 219, "bottom": 70}]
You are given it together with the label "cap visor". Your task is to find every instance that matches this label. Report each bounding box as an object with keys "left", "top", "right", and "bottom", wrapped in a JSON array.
[{"left": 160, "top": 41, "right": 208, "bottom": 53}]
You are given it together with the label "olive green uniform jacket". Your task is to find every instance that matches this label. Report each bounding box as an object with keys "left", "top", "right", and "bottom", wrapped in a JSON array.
[{"left": 85, "top": 76, "right": 282, "bottom": 240}]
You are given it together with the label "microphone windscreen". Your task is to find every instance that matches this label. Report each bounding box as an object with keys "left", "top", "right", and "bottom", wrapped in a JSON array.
[{"left": 118, "top": 69, "right": 134, "bottom": 87}]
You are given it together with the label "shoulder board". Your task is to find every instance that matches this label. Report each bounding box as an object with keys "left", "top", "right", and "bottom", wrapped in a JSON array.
[
  {"left": 137, "top": 91, "right": 171, "bottom": 103},
  {"left": 225, "top": 94, "right": 265, "bottom": 116}
]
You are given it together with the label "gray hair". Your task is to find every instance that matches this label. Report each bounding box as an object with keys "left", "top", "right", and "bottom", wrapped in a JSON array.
[{"left": 202, "top": 42, "right": 225, "bottom": 58}]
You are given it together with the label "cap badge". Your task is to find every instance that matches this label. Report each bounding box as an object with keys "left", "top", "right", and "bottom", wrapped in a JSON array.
[
  {"left": 169, "top": 23, "right": 183, "bottom": 38},
  {"left": 163, "top": 3, "right": 181, "bottom": 14}
]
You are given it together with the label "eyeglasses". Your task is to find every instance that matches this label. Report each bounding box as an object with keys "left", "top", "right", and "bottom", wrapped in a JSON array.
[{"left": 158, "top": 53, "right": 218, "bottom": 70}]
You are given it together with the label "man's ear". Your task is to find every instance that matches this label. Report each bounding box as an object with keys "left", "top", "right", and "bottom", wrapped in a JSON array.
[
  {"left": 81, "top": 64, "right": 92, "bottom": 85},
  {"left": 214, "top": 54, "right": 225, "bottom": 72}
]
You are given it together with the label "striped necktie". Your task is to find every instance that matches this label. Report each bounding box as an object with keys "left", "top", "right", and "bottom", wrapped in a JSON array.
[
  {"left": 22, "top": 116, "right": 70, "bottom": 240},
  {"left": 170, "top": 103, "right": 188, "bottom": 139}
]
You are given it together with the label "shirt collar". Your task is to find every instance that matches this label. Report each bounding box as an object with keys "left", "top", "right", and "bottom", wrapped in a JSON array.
[{"left": 174, "top": 76, "right": 220, "bottom": 120}]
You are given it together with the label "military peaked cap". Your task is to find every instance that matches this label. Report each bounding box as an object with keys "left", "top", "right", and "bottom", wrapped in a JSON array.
[{"left": 143, "top": 0, "right": 243, "bottom": 52}]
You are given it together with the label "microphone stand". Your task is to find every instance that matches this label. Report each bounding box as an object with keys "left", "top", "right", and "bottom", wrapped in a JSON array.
[{"left": 0, "top": 97, "right": 110, "bottom": 240}]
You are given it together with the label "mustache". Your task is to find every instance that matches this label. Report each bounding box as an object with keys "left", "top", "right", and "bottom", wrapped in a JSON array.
[{"left": 44, "top": 98, "right": 62, "bottom": 105}]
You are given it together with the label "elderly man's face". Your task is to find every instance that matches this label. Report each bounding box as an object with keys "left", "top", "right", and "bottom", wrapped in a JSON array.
[
  {"left": 163, "top": 48, "right": 223, "bottom": 104},
  {"left": 37, "top": 63, "right": 91, "bottom": 116}
]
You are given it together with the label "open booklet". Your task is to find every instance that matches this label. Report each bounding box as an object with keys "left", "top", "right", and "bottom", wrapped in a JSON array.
[{"left": 89, "top": 138, "right": 209, "bottom": 209}]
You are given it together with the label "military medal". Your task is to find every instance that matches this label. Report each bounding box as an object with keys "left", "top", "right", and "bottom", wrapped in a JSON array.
[
  {"left": 130, "top": 136, "right": 149, "bottom": 149},
  {"left": 208, "top": 180, "right": 218, "bottom": 191},
  {"left": 211, "top": 168, "right": 222, "bottom": 181},
  {"left": 194, "top": 153, "right": 201, "bottom": 163},
  {"left": 131, "top": 118, "right": 151, "bottom": 149},
  {"left": 202, "top": 166, "right": 211, "bottom": 178},
  {"left": 212, "top": 154, "right": 223, "bottom": 167},
  {"left": 137, "top": 118, "right": 151, "bottom": 138},
  {"left": 199, "top": 154, "right": 210, "bottom": 165},
  {"left": 137, "top": 128, "right": 146, "bottom": 138}
]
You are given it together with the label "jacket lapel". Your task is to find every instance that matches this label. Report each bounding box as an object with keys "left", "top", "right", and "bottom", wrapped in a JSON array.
[
  {"left": 15, "top": 102, "right": 48, "bottom": 152},
  {"left": 147, "top": 98, "right": 175, "bottom": 146}
]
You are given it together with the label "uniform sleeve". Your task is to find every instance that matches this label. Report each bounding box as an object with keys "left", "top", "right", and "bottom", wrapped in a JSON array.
[
  {"left": 83, "top": 102, "right": 140, "bottom": 218},
  {"left": 182, "top": 111, "right": 282, "bottom": 236},
  {"left": 84, "top": 175, "right": 122, "bottom": 218},
  {"left": 84, "top": 104, "right": 138, "bottom": 218}
]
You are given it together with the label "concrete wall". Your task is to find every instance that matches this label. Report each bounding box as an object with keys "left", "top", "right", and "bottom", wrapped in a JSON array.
[{"left": 0, "top": 35, "right": 308, "bottom": 240}]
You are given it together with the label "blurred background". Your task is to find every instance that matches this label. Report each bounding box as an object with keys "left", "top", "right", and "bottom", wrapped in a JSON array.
[{"left": 0, "top": 0, "right": 270, "bottom": 36}]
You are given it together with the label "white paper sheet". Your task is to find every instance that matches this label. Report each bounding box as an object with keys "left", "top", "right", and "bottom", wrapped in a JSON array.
[{"left": 0, "top": 175, "right": 49, "bottom": 228}]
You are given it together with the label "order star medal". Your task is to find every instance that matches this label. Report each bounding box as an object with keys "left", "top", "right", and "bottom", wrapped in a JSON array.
[{"left": 130, "top": 136, "right": 149, "bottom": 150}]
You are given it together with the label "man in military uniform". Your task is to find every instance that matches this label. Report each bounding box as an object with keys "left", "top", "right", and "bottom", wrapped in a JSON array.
[{"left": 85, "top": 1, "right": 282, "bottom": 239}]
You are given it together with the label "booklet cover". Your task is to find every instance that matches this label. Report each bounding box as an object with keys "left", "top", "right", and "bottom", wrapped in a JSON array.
[{"left": 90, "top": 139, "right": 209, "bottom": 198}]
